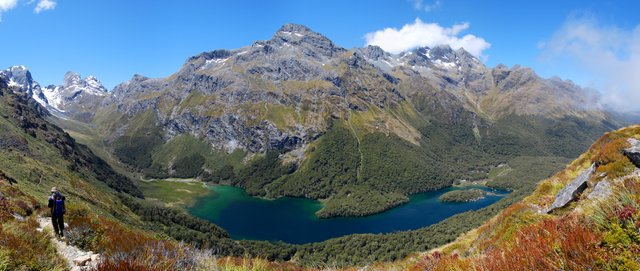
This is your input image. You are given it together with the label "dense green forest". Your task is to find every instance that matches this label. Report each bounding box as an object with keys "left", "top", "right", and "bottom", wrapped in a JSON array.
[{"left": 439, "top": 189, "right": 485, "bottom": 202}]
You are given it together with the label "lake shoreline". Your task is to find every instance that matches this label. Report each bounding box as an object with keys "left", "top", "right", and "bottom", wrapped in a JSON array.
[
  {"left": 198, "top": 181, "right": 506, "bottom": 219},
  {"left": 188, "top": 185, "right": 509, "bottom": 244}
]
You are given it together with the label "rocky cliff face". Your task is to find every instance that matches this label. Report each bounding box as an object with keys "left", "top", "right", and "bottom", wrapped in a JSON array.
[{"left": 99, "top": 24, "right": 405, "bottom": 153}]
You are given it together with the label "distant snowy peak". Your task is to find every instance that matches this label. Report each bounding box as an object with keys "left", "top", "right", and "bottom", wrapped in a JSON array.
[
  {"left": 0, "top": 66, "right": 38, "bottom": 94},
  {"left": 0, "top": 66, "right": 51, "bottom": 108},
  {"left": 358, "top": 45, "right": 483, "bottom": 72},
  {"left": 0, "top": 66, "right": 109, "bottom": 113},
  {"left": 85, "top": 76, "right": 108, "bottom": 93},
  {"left": 43, "top": 71, "right": 109, "bottom": 111},
  {"left": 61, "top": 71, "right": 108, "bottom": 94}
]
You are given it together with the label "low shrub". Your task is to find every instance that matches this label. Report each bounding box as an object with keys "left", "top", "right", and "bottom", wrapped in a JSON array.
[
  {"left": 95, "top": 258, "right": 164, "bottom": 271},
  {"left": 478, "top": 215, "right": 601, "bottom": 270},
  {"left": 13, "top": 200, "right": 32, "bottom": 216},
  {"left": 592, "top": 137, "right": 634, "bottom": 178},
  {"left": 66, "top": 223, "right": 98, "bottom": 251},
  {"left": 0, "top": 220, "right": 67, "bottom": 270}
]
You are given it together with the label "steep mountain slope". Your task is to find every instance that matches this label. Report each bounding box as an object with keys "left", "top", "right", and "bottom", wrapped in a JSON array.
[
  {"left": 0, "top": 75, "right": 242, "bottom": 264},
  {"left": 0, "top": 72, "right": 140, "bottom": 203},
  {"left": 9, "top": 24, "right": 622, "bottom": 217},
  {"left": 375, "top": 125, "right": 640, "bottom": 270}
]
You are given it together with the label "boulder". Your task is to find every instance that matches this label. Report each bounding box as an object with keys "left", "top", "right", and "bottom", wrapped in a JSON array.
[
  {"left": 624, "top": 138, "right": 640, "bottom": 168},
  {"left": 90, "top": 254, "right": 100, "bottom": 262},
  {"left": 587, "top": 180, "right": 612, "bottom": 200},
  {"left": 546, "top": 163, "right": 596, "bottom": 213},
  {"left": 73, "top": 255, "right": 91, "bottom": 266},
  {"left": 11, "top": 213, "right": 25, "bottom": 221}
]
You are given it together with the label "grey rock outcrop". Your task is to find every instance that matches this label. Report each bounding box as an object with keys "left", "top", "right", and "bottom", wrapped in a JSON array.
[
  {"left": 545, "top": 163, "right": 596, "bottom": 213},
  {"left": 624, "top": 138, "right": 640, "bottom": 167},
  {"left": 586, "top": 179, "right": 612, "bottom": 201}
]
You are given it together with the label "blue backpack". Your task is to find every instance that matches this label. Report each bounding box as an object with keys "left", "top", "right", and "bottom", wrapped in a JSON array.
[{"left": 53, "top": 197, "right": 65, "bottom": 216}]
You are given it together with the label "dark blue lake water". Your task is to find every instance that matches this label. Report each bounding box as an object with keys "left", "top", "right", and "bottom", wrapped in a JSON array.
[{"left": 188, "top": 185, "right": 506, "bottom": 244}]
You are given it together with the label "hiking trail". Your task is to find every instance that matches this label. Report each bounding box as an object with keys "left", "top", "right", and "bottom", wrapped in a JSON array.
[{"left": 37, "top": 217, "right": 101, "bottom": 271}]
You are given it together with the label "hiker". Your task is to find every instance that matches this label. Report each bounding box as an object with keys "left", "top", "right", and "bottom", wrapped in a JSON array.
[{"left": 48, "top": 187, "right": 66, "bottom": 238}]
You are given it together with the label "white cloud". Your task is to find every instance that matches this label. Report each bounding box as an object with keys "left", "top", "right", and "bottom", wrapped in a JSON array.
[
  {"left": 34, "top": 0, "right": 55, "bottom": 13},
  {"left": 364, "top": 18, "right": 491, "bottom": 59},
  {"left": 0, "top": 0, "right": 18, "bottom": 21},
  {"left": 424, "top": 0, "right": 441, "bottom": 12},
  {"left": 412, "top": 0, "right": 441, "bottom": 12},
  {"left": 0, "top": 0, "right": 55, "bottom": 21},
  {"left": 541, "top": 14, "right": 640, "bottom": 113}
]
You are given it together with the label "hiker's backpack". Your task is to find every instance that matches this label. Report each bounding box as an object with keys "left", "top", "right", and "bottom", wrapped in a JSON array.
[{"left": 53, "top": 196, "right": 65, "bottom": 216}]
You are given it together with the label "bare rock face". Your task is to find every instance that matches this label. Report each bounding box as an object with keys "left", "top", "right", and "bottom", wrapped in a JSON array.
[
  {"left": 624, "top": 138, "right": 640, "bottom": 168},
  {"left": 587, "top": 179, "right": 612, "bottom": 200},
  {"left": 545, "top": 163, "right": 596, "bottom": 213}
]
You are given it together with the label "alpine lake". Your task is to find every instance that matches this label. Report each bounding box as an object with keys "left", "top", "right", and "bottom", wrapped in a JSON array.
[{"left": 188, "top": 185, "right": 508, "bottom": 244}]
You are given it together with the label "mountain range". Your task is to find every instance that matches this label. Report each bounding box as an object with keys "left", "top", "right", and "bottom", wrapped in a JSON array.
[
  {"left": 0, "top": 23, "right": 623, "bottom": 218},
  {"left": 1, "top": 23, "right": 639, "bottom": 270}
]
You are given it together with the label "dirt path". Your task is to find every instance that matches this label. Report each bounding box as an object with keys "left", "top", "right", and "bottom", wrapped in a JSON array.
[{"left": 37, "top": 217, "right": 101, "bottom": 271}]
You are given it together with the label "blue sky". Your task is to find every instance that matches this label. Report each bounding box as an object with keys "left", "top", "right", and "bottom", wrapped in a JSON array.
[{"left": 0, "top": 0, "right": 639, "bottom": 108}]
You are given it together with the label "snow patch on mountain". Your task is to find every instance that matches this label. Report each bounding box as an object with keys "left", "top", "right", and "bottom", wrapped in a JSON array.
[{"left": 1, "top": 66, "right": 110, "bottom": 114}]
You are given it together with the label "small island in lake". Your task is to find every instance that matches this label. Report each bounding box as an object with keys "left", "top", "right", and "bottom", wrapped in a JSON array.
[{"left": 439, "top": 189, "right": 486, "bottom": 202}]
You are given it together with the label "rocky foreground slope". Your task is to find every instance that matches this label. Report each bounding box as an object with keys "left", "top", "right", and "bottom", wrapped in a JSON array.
[{"left": 366, "top": 125, "right": 640, "bottom": 270}]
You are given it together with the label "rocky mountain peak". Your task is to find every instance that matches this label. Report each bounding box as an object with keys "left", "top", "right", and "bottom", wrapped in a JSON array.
[
  {"left": 1, "top": 66, "right": 36, "bottom": 93},
  {"left": 270, "top": 23, "right": 344, "bottom": 58},
  {"left": 428, "top": 45, "right": 456, "bottom": 60},
  {"left": 60, "top": 71, "right": 107, "bottom": 93},
  {"left": 63, "top": 71, "right": 82, "bottom": 87},
  {"left": 361, "top": 45, "right": 387, "bottom": 61},
  {"left": 187, "top": 49, "right": 233, "bottom": 63},
  {"left": 275, "top": 23, "right": 315, "bottom": 36},
  {"left": 455, "top": 47, "right": 475, "bottom": 59}
]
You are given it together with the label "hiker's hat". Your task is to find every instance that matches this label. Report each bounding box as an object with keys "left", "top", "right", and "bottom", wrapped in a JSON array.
[{"left": 51, "top": 187, "right": 58, "bottom": 193}]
